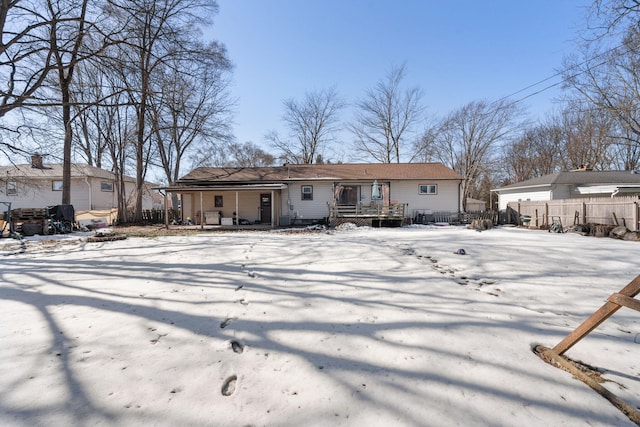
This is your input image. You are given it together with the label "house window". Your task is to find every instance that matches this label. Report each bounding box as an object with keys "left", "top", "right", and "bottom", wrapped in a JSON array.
[
  {"left": 419, "top": 184, "right": 437, "bottom": 195},
  {"left": 301, "top": 185, "right": 313, "bottom": 200},
  {"left": 6, "top": 181, "right": 17, "bottom": 195},
  {"left": 101, "top": 181, "right": 114, "bottom": 192},
  {"left": 52, "top": 180, "right": 63, "bottom": 191},
  {"left": 214, "top": 195, "right": 223, "bottom": 207}
]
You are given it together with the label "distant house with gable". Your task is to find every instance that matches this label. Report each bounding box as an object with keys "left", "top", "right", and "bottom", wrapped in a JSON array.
[
  {"left": 492, "top": 169, "right": 640, "bottom": 211},
  {"left": 0, "top": 154, "right": 159, "bottom": 212}
]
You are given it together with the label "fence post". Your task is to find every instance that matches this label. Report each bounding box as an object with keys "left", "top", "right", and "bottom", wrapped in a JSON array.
[
  {"left": 582, "top": 201, "right": 587, "bottom": 224},
  {"left": 545, "top": 203, "right": 549, "bottom": 226}
]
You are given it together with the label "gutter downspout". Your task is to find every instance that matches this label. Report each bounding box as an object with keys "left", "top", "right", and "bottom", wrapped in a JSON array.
[
  {"left": 84, "top": 177, "right": 92, "bottom": 209},
  {"left": 458, "top": 180, "right": 463, "bottom": 214}
]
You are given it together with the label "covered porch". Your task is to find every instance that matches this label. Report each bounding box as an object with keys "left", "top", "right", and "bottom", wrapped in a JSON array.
[{"left": 158, "top": 183, "right": 287, "bottom": 229}]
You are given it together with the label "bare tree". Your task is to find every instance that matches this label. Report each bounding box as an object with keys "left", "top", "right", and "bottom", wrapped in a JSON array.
[
  {"left": 70, "top": 60, "right": 110, "bottom": 168},
  {"left": 0, "top": 0, "right": 101, "bottom": 164},
  {"left": 225, "top": 141, "right": 275, "bottom": 167},
  {"left": 267, "top": 86, "right": 344, "bottom": 164},
  {"left": 46, "top": 0, "right": 92, "bottom": 205},
  {"left": 149, "top": 41, "right": 232, "bottom": 179},
  {"left": 349, "top": 64, "right": 424, "bottom": 163},
  {"left": 609, "top": 122, "right": 640, "bottom": 169},
  {"left": 563, "top": 10, "right": 640, "bottom": 170},
  {"left": 422, "top": 99, "right": 522, "bottom": 211},
  {"left": 504, "top": 122, "right": 564, "bottom": 183},
  {"left": 558, "top": 104, "right": 615, "bottom": 170},
  {"left": 105, "top": 0, "right": 221, "bottom": 222},
  {"left": 588, "top": 0, "right": 640, "bottom": 37},
  {"left": 147, "top": 43, "right": 232, "bottom": 210},
  {"left": 0, "top": 0, "right": 58, "bottom": 118}
]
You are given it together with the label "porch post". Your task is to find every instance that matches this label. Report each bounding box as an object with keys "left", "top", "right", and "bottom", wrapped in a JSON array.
[
  {"left": 235, "top": 191, "right": 239, "bottom": 227},
  {"left": 164, "top": 191, "right": 169, "bottom": 229},
  {"left": 200, "top": 191, "right": 204, "bottom": 230},
  {"left": 271, "top": 190, "right": 275, "bottom": 227}
]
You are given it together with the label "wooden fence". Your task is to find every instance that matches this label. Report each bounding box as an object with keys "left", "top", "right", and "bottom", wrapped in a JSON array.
[
  {"left": 508, "top": 196, "right": 640, "bottom": 231},
  {"left": 124, "top": 209, "right": 181, "bottom": 224}
]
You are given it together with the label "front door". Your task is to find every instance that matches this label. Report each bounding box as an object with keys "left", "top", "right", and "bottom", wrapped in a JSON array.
[
  {"left": 260, "top": 193, "right": 272, "bottom": 224},
  {"left": 339, "top": 185, "right": 360, "bottom": 205}
]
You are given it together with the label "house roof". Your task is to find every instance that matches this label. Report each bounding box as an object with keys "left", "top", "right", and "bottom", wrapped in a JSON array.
[
  {"left": 176, "top": 163, "right": 463, "bottom": 186},
  {"left": 494, "top": 170, "right": 640, "bottom": 191},
  {"left": 1, "top": 163, "right": 136, "bottom": 183}
]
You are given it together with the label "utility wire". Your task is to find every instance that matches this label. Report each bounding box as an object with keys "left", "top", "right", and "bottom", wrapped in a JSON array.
[{"left": 497, "top": 42, "right": 628, "bottom": 107}]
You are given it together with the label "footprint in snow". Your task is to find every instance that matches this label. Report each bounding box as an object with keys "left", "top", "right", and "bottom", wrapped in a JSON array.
[
  {"left": 220, "top": 318, "right": 235, "bottom": 329},
  {"left": 221, "top": 375, "right": 237, "bottom": 396},
  {"left": 230, "top": 340, "right": 244, "bottom": 354}
]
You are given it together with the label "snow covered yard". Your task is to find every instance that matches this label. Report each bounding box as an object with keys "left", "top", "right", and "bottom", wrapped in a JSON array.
[{"left": 1, "top": 225, "right": 639, "bottom": 426}]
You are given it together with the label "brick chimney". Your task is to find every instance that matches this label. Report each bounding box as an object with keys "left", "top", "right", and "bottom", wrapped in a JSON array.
[{"left": 31, "top": 153, "right": 44, "bottom": 169}]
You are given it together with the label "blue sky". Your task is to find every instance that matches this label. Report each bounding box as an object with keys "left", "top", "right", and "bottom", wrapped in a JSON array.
[{"left": 208, "top": 1, "right": 591, "bottom": 157}]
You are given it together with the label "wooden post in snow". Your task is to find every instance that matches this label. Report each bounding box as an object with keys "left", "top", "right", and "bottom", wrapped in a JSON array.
[{"left": 552, "top": 274, "right": 640, "bottom": 356}]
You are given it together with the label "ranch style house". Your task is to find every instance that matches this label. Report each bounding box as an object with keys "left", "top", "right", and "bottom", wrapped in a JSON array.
[{"left": 159, "top": 163, "right": 464, "bottom": 228}]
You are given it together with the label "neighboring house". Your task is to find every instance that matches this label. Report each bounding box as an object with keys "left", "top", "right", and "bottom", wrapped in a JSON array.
[
  {"left": 466, "top": 198, "right": 486, "bottom": 212},
  {"left": 161, "top": 163, "right": 464, "bottom": 227},
  {"left": 492, "top": 169, "right": 640, "bottom": 211},
  {"left": 0, "top": 154, "right": 158, "bottom": 211}
]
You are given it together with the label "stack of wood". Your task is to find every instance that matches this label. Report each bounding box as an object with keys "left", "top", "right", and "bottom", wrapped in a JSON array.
[
  {"left": 570, "top": 223, "right": 639, "bottom": 240},
  {"left": 609, "top": 225, "right": 640, "bottom": 241},
  {"left": 468, "top": 218, "right": 493, "bottom": 231}
]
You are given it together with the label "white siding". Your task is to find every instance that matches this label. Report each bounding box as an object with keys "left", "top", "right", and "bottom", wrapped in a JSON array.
[
  {"left": 282, "top": 179, "right": 461, "bottom": 220},
  {"left": 91, "top": 178, "right": 118, "bottom": 210},
  {"left": 498, "top": 189, "right": 552, "bottom": 210},
  {"left": 391, "top": 180, "right": 460, "bottom": 217},
  {"left": 1, "top": 176, "right": 154, "bottom": 212},
  {"left": 3, "top": 178, "right": 91, "bottom": 210},
  {"left": 282, "top": 182, "right": 333, "bottom": 221}
]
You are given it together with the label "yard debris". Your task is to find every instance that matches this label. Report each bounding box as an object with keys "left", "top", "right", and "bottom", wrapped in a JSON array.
[
  {"left": 468, "top": 219, "right": 493, "bottom": 231},
  {"left": 86, "top": 229, "right": 127, "bottom": 243}
]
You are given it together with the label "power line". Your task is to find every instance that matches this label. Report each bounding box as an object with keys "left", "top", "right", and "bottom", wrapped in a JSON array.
[{"left": 498, "top": 42, "right": 628, "bottom": 108}]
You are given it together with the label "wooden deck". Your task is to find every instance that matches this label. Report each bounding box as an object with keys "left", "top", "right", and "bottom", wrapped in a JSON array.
[{"left": 328, "top": 204, "right": 407, "bottom": 227}]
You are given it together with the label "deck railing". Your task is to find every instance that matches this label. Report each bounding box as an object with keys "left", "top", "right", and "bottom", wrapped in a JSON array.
[{"left": 329, "top": 203, "right": 406, "bottom": 219}]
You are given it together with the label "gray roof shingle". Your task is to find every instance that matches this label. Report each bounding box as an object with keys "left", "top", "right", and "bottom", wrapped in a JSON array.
[{"left": 496, "top": 171, "right": 640, "bottom": 190}]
